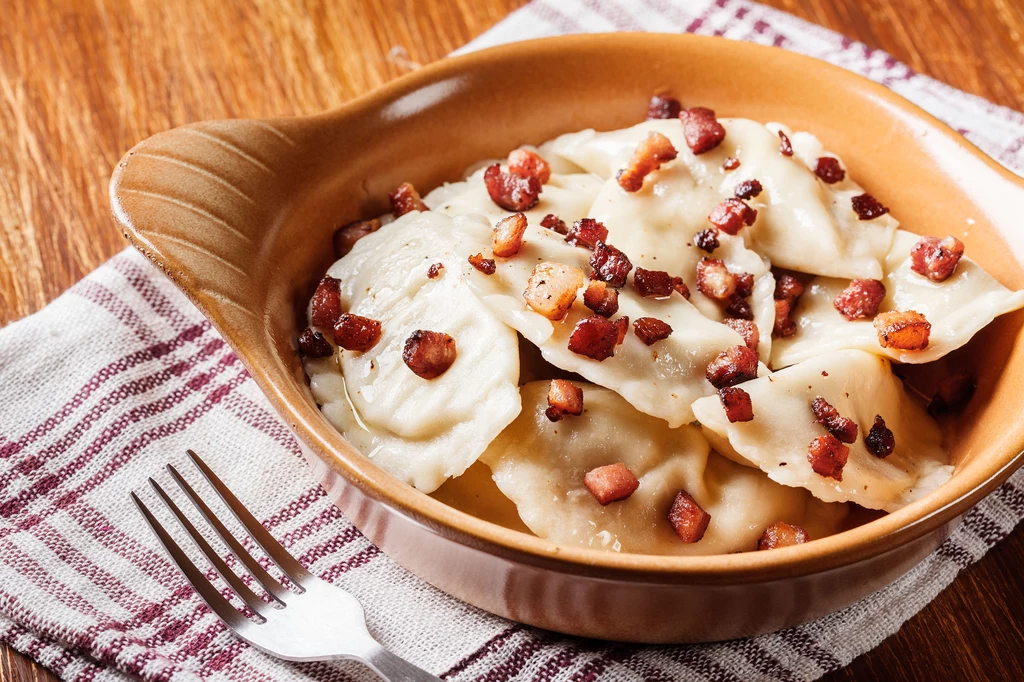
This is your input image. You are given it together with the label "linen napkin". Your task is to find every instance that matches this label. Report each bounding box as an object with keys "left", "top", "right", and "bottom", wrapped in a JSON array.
[{"left": 2, "top": 1, "right": 1023, "bottom": 681}]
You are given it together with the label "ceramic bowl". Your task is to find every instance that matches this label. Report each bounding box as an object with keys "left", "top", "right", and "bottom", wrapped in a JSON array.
[{"left": 109, "top": 33, "right": 1024, "bottom": 643}]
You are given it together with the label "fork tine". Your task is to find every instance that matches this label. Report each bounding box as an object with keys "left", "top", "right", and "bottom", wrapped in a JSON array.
[
  {"left": 167, "top": 463, "right": 289, "bottom": 604},
  {"left": 131, "top": 492, "right": 249, "bottom": 629},
  {"left": 186, "top": 450, "right": 310, "bottom": 585},
  {"left": 149, "top": 478, "right": 267, "bottom": 614}
]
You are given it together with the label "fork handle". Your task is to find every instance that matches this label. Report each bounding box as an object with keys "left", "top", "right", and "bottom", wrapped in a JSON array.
[{"left": 359, "top": 640, "right": 442, "bottom": 682}]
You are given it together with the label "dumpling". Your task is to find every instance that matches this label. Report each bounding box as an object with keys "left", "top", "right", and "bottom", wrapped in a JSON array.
[
  {"left": 451, "top": 214, "right": 745, "bottom": 427},
  {"left": 304, "top": 211, "right": 522, "bottom": 492},
  {"left": 545, "top": 118, "right": 897, "bottom": 279},
  {"left": 481, "top": 381, "right": 848, "bottom": 555},
  {"left": 771, "top": 230, "right": 1024, "bottom": 368},
  {"left": 691, "top": 349, "right": 952, "bottom": 512}
]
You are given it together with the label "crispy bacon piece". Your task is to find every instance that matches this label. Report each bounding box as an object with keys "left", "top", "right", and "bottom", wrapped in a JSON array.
[
  {"left": 910, "top": 236, "right": 965, "bottom": 283},
  {"left": 585, "top": 463, "right": 640, "bottom": 505},
  {"left": 540, "top": 213, "right": 569, "bottom": 235},
  {"left": 545, "top": 379, "right": 584, "bottom": 422},
  {"left": 724, "top": 318, "right": 759, "bottom": 352},
  {"left": 757, "top": 522, "right": 809, "bottom": 550},
  {"left": 568, "top": 315, "right": 619, "bottom": 361},
  {"left": 833, "top": 279, "right": 886, "bottom": 320},
  {"left": 298, "top": 328, "right": 333, "bottom": 358},
  {"left": 774, "top": 273, "right": 805, "bottom": 304},
  {"left": 706, "top": 345, "right": 759, "bottom": 389},
  {"left": 617, "top": 131, "right": 679, "bottom": 192},
  {"left": 864, "top": 415, "right": 895, "bottom": 458},
  {"left": 468, "top": 253, "right": 496, "bottom": 275},
  {"left": 725, "top": 295, "right": 754, "bottom": 321},
  {"left": 734, "top": 179, "right": 763, "bottom": 199},
  {"left": 719, "top": 386, "right": 754, "bottom": 423},
  {"left": 484, "top": 163, "right": 541, "bottom": 211},
  {"left": 807, "top": 434, "right": 849, "bottom": 481},
  {"left": 334, "top": 313, "right": 383, "bottom": 352},
  {"left": 507, "top": 148, "right": 551, "bottom": 184},
  {"left": 811, "top": 396, "right": 858, "bottom": 443},
  {"left": 708, "top": 198, "right": 757, "bottom": 235},
  {"left": 851, "top": 193, "right": 889, "bottom": 220},
  {"left": 646, "top": 94, "right": 682, "bottom": 120},
  {"left": 524, "top": 262, "right": 584, "bottom": 321},
  {"left": 310, "top": 276, "right": 343, "bottom": 328},
  {"left": 590, "top": 241, "right": 633, "bottom": 288},
  {"left": 633, "top": 317, "right": 673, "bottom": 345},
  {"left": 566, "top": 218, "right": 609, "bottom": 250},
  {"left": 492, "top": 212, "right": 528, "bottom": 258},
  {"left": 333, "top": 218, "right": 382, "bottom": 257},
  {"left": 734, "top": 273, "right": 754, "bottom": 299},
  {"left": 389, "top": 182, "right": 428, "bottom": 217},
  {"left": 694, "top": 228, "right": 720, "bottom": 253},
  {"left": 814, "top": 157, "right": 845, "bottom": 184},
  {"left": 427, "top": 263, "right": 444, "bottom": 279},
  {"left": 614, "top": 316, "right": 629, "bottom": 344},
  {"left": 633, "top": 267, "right": 687, "bottom": 299},
  {"left": 680, "top": 107, "right": 726, "bottom": 155},
  {"left": 928, "top": 371, "right": 976, "bottom": 415},
  {"left": 778, "top": 130, "right": 794, "bottom": 157},
  {"left": 874, "top": 310, "right": 931, "bottom": 350},
  {"left": 696, "top": 258, "right": 736, "bottom": 300},
  {"left": 583, "top": 280, "right": 619, "bottom": 317},
  {"left": 668, "top": 490, "right": 711, "bottom": 543},
  {"left": 402, "top": 330, "right": 456, "bottom": 379},
  {"left": 722, "top": 157, "right": 741, "bottom": 171},
  {"left": 773, "top": 299, "right": 797, "bottom": 338}
]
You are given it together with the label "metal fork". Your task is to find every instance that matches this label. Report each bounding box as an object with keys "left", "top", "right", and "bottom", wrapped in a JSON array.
[{"left": 131, "top": 449, "right": 440, "bottom": 681}]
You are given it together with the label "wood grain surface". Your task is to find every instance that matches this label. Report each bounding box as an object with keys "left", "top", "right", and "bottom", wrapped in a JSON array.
[{"left": 1, "top": 0, "right": 1022, "bottom": 680}]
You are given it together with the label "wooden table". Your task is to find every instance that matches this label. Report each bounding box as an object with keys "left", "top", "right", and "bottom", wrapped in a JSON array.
[{"left": 2, "top": 1, "right": 1022, "bottom": 679}]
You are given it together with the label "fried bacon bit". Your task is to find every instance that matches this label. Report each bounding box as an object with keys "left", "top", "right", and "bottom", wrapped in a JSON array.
[
  {"left": 389, "top": 182, "right": 428, "bottom": 217},
  {"left": 334, "top": 313, "right": 383, "bottom": 352},
  {"left": 833, "top": 279, "right": 886, "bottom": 320},
  {"left": 507, "top": 148, "right": 551, "bottom": 184},
  {"left": 298, "top": 328, "right": 333, "bottom": 358},
  {"left": 719, "top": 386, "right": 754, "bottom": 423},
  {"left": 310, "top": 276, "right": 343, "bottom": 328},
  {"left": 616, "top": 131, "right": 679, "bottom": 192},
  {"left": 694, "top": 228, "right": 720, "bottom": 253},
  {"left": 734, "top": 273, "right": 755, "bottom": 299},
  {"left": 864, "top": 415, "right": 895, "bottom": 458},
  {"left": 633, "top": 317, "right": 673, "bottom": 345},
  {"left": 774, "top": 273, "right": 805, "bottom": 304},
  {"left": 590, "top": 241, "right": 634, "bottom": 288},
  {"left": 492, "top": 212, "right": 528, "bottom": 258},
  {"left": 614, "top": 316, "right": 629, "bottom": 344},
  {"left": 567, "top": 316, "right": 619, "bottom": 361},
  {"left": 757, "top": 522, "right": 809, "bottom": 550},
  {"left": 668, "top": 490, "right": 712, "bottom": 543},
  {"left": 427, "top": 263, "right": 444, "bottom": 279},
  {"left": 708, "top": 198, "right": 757, "bottom": 235},
  {"left": 722, "top": 157, "right": 741, "bottom": 171},
  {"left": 402, "top": 330, "right": 456, "bottom": 379},
  {"left": 807, "top": 434, "right": 849, "bottom": 481},
  {"left": 811, "top": 396, "right": 858, "bottom": 444},
  {"left": 773, "top": 299, "right": 797, "bottom": 338},
  {"left": 468, "top": 253, "right": 496, "bottom": 275},
  {"left": 545, "top": 379, "right": 584, "bottom": 422},
  {"left": 928, "top": 371, "right": 976, "bottom": 415},
  {"left": 734, "top": 179, "right": 763, "bottom": 200},
  {"left": 484, "top": 163, "right": 541, "bottom": 212},
  {"left": 646, "top": 94, "right": 682, "bottom": 120},
  {"left": 851, "top": 193, "right": 889, "bottom": 220},
  {"left": 874, "top": 310, "right": 931, "bottom": 350},
  {"left": 333, "top": 218, "right": 382, "bottom": 257},
  {"left": 524, "top": 262, "right": 584, "bottom": 321},
  {"left": 634, "top": 267, "right": 686, "bottom": 299},
  {"left": 696, "top": 258, "right": 736, "bottom": 300},
  {"left": 724, "top": 318, "right": 759, "bottom": 352},
  {"left": 910, "top": 236, "right": 965, "bottom": 283},
  {"left": 778, "top": 130, "right": 794, "bottom": 157},
  {"left": 584, "top": 463, "right": 640, "bottom": 505},
  {"left": 706, "top": 345, "right": 759, "bottom": 389},
  {"left": 814, "top": 157, "right": 845, "bottom": 184},
  {"left": 540, "top": 213, "right": 568, "bottom": 235},
  {"left": 726, "top": 295, "right": 754, "bottom": 321},
  {"left": 583, "top": 280, "right": 619, "bottom": 317},
  {"left": 680, "top": 107, "right": 726, "bottom": 155},
  {"left": 566, "top": 218, "right": 609, "bottom": 250}
]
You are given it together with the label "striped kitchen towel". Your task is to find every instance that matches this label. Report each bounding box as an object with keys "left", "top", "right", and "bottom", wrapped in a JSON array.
[{"left": 2, "top": 1, "right": 1023, "bottom": 680}]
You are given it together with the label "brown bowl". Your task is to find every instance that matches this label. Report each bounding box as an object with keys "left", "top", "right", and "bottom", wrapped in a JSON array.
[{"left": 109, "top": 33, "right": 1024, "bottom": 643}]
